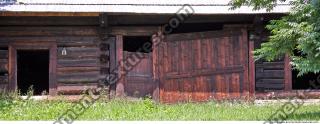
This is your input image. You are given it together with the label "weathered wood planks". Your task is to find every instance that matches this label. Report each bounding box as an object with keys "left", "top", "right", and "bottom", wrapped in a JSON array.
[
  {"left": 0, "top": 24, "right": 109, "bottom": 94},
  {"left": 159, "top": 28, "right": 249, "bottom": 103}
]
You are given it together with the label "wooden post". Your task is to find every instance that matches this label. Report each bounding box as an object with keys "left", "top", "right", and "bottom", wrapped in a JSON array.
[
  {"left": 108, "top": 37, "right": 117, "bottom": 98},
  {"left": 284, "top": 54, "right": 292, "bottom": 91},
  {"left": 241, "top": 28, "right": 250, "bottom": 97},
  {"left": 152, "top": 28, "right": 162, "bottom": 102},
  {"left": 8, "top": 45, "right": 16, "bottom": 92},
  {"left": 49, "top": 43, "right": 57, "bottom": 95},
  {"left": 115, "top": 35, "right": 125, "bottom": 97},
  {"left": 249, "top": 40, "right": 255, "bottom": 97}
]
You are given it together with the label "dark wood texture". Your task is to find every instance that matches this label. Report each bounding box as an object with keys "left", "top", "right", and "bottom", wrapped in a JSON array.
[
  {"left": 115, "top": 35, "right": 125, "bottom": 97},
  {"left": 152, "top": 29, "right": 161, "bottom": 102},
  {"left": 106, "top": 37, "right": 117, "bottom": 97},
  {"left": 123, "top": 51, "right": 154, "bottom": 97},
  {"left": 284, "top": 54, "right": 292, "bottom": 91},
  {"left": 110, "top": 26, "right": 158, "bottom": 36},
  {"left": 0, "top": 49, "right": 8, "bottom": 85},
  {"left": 1, "top": 24, "right": 108, "bottom": 94},
  {"left": 8, "top": 46, "right": 15, "bottom": 91},
  {"left": 255, "top": 59, "right": 285, "bottom": 91},
  {"left": 256, "top": 90, "right": 320, "bottom": 99},
  {"left": 0, "top": 12, "right": 100, "bottom": 17},
  {"left": 249, "top": 41, "right": 255, "bottom": 96},
  {"left": 159, "top": 29, "right": 249, "bottom": 103},
  {"left": 253, "top": 21, "right": 285, "bottom": 91}
]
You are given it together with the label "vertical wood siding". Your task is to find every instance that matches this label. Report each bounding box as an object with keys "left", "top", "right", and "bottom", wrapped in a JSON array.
[
  {"left": 123, "top": 52, "right": 155, "bottom": 97},
  {"left": 159, "top": 29, "right": 249, "bottom": 103}
]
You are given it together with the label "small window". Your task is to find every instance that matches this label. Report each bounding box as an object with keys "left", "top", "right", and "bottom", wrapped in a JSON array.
[{"left": 123, "top": 36, "right": 152, "bottom": 53}]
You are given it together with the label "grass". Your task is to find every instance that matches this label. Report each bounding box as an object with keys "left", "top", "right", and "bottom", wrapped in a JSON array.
[
  {"left": 0, "top": 96, "right": 320, "bottom": 121},
  {"left": 0, "top": 89, "right": 319, "bottom": 121}
]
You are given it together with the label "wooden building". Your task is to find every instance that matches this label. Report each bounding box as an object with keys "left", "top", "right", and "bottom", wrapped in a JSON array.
[{"left": 0, "top": 0, "right": 319, "bottom": 103}]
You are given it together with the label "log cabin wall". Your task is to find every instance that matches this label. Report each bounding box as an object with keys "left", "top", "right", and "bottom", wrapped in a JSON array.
[
  {"left": 0, "top": 16, "right": 109, "bottom": 94},
  {"left": 0, "top": 47, "right": 8, "bottom": 90}
]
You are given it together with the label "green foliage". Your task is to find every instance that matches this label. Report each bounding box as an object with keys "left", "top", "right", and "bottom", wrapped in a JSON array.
[
  {"left": 230, "top": 0, "right": 287, "bottom": 11},
  {"left": 232, "top": 0, "right": 320, "bottom": 75},
  {"left": 0, "top": 89, "right": 31, "bottom": 113},
  {"left": 142, "top": 96, "right": 156, "bottom": 112},
  {"left": 255, "top": 0, "right": 320, "bottom": 75}
]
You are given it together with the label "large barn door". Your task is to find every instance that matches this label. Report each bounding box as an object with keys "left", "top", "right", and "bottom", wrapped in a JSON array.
[{"left": 158, "top": 29, "right": 249, "bottom": 103}]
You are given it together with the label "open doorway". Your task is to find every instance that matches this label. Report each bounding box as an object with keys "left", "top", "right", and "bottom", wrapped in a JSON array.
[
  {"left": 122, "top": 36, "right": 154, "bottom": 97},
  {"left": 292, "top": 50, "right": 320, "bottom": 90},
  {"left": 292, "top": 70, "right": 320, "bottom": 90},
  {"left": 17, "top": 50, "right": 49, "bottom": 95},
  {"left": 123, "top": 36, "right": 152, "bottom": 53}
]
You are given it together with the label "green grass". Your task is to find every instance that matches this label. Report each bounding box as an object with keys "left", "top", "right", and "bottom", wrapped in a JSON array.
[{"left": 0, "top": 97, "right": 320, "bottom": 121}]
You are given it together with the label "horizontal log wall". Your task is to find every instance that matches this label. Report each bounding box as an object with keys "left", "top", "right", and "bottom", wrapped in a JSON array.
[
  {"left": 0, "top": 49, "right": 8, "bottom": 90},
  {"left": 0, "top": 17, "right": 108, "bottom": 94}
]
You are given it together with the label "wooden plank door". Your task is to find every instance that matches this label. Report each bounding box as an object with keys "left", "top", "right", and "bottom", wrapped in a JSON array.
[
  {"left": 158, "top": 29, "right": 249, "bottom": 103},
  {"left": 123, "top": 51, "right": 154, "bottom": 97}
]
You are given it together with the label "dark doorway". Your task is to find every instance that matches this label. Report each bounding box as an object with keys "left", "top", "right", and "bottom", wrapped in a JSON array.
[
  {"left": 123, "top": 36, "right": 152, "bottom": 53},
  {"left": 292, "top": 70, "right": 320, "bottom": 90},
  {"left": 292, "top": 50, "right": 320, "bottom": 90},
  {"left": 122, "top": 36, "right": 154, "bottom": 97},
  {"left": 17, "top": 50, "right": 49, "bottom": 95}
]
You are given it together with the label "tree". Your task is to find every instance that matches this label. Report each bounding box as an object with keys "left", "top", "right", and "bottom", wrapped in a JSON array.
[
  {"left": 231, "top": 0, "right": 320, "bottom": 75},
  {"left": 231, "top": 0, "right": 287, "bottom": 11}
]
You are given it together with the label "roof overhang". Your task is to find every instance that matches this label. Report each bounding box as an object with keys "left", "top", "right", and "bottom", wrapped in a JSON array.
[{"left": 0, "top": 0, "right": 292, "bottom": 14}]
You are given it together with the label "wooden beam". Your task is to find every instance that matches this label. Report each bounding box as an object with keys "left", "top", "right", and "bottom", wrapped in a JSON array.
[
  {"left": 256, "top": 90, "right": 320, "bottom": 99},
  {"left": 249, "top": 40, "right": 255, "bottom": 97},
  {"left": 0, "top": 26, "right": 98, "bottom": 37},
  {"left": 115, "top": 35, "right": 125, "bottom": 97},
  {"left": 165, "top": 66, "right": 244, "bottom": 79},
  {"left": 0, "top": 17, "right": 99, "bottom": 26},
  {"left": 241, "top": 28, "right": 250, "bottom": 98},
  {"left": 107, "top": 37, "right": 117, "bottom": 98},
  {"left": 165, "top": 29, "right": 242, "bottom": 42},
  {"left": 49, "top": 43, "right": 58, "bottom": 95},
  {"left": 0, "top": 12, "right": 100, "bottom": 17},
  {"left": 284, "top": 54, "right": 292, "bottom": 91},
  {"left": 57, "top": 83, "right": 98, "bottom": 94},
  {"left": 99, "top": 13, "right": 108, "bottom": 28},
  {"left": 110, "top": 26, "right": 159, "bottom": 36},
  {"left": 8, "top": 45, "right": 16, "bottom": 92},
  {"left": 152, "top": 29, "right": 160, "bottom": 102}
]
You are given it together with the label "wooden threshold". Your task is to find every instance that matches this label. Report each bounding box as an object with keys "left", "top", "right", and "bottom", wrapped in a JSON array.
[{"left": 255, "top": 90, "right": 320, "bottom": 99}]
